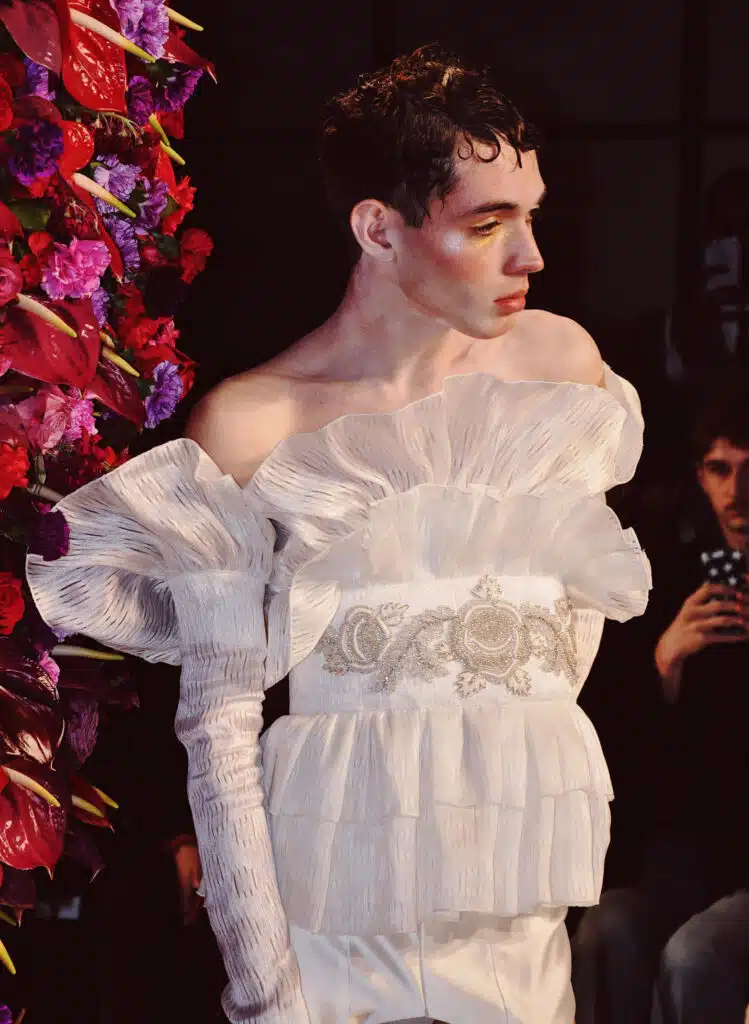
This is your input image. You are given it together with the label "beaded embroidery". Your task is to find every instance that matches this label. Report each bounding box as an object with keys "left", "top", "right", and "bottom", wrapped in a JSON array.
[{"left": 316, "top": 575, "right": 577, "bottom": 697}]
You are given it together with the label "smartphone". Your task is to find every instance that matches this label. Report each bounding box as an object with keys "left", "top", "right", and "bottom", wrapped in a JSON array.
[{"left": 700, "top": 547, "right": 748, "bottom": 636}]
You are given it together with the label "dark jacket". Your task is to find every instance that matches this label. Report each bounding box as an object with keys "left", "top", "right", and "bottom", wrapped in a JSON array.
[{"left": 580, "top": 529, "right": 749, "bottom": 902}]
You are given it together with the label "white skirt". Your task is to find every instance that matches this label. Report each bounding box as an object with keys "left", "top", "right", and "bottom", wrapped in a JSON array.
[{"left": 291, "top": 908, "right": 575, "bottom": 1024}]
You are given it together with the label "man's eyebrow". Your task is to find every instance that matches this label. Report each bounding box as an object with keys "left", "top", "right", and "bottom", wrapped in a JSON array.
[{"left": 458, "top": 189, "right": 548, "bottom": 219}]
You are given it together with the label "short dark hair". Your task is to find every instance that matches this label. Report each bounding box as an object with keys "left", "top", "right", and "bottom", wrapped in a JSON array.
[
  {"left": 691, "top": 381, "right": 749, "bottom": 463},
  {"left": 319, "top": 43, "right": 539, "bottom": 229}
]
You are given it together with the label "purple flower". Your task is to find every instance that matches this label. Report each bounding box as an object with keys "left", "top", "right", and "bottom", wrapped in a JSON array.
[
  {"left": 112, "top": 0, "right": 144, "bottom": 38},
  {"left": 155, "top": 68, "right": 203, "bottom": 112},
  {"left": 135, "top": 177, "right": 169, "bottom": 232},
  {"left": 91, "top": 285, "right": 111, "bottom": 328},
  {"left": 126, "top": 75, "right": 154, "bottom": 125},
  {"left": 104, "top": 216, "right": 140, "bottom": 278},
  {"left": 137, "top": 0, "right": 170, "bottom": 58},
  {"left": 0, "top": 1005, "right": 13, "bottom": 1024},
  {"left": 113, "top": 0, "right": 169, "bottom": 59},
  {"left": 24, "top": 58, "right": 55, "bottom": 100},
  {"left": 8, "top": 119, "right": 63, "bottom": 186},
  {"left": 41, "top": 239, "right": 111, "bottom": 300},
  {"left": 93, "top": 154, "right": 139, "bottom": 207},
  {"left": 64, "top": 396, "right": 97, "bottom": 443},
  {"left": 145, "top": 361, "right": 183, "bottom": 429},
  {"left": 28, "top": 509, "right": 71, "bottom": 561},
  {"left": 63, "top": 692, "right": 100, "bottom": 765}
]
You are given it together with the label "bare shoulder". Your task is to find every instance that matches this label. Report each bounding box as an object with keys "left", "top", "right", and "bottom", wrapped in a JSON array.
[
  {"left": 184, "top": 371, "right": 296, "bottom": 486},
  {"left": 516, "top": 309, "right": 605, "bottom": 387}
]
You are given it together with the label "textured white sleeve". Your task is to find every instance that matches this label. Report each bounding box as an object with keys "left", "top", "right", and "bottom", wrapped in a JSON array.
[
  {"left": 171, "top": 571, "right": 310, "bottom": 1023},
  {"left": 25, "top": 439, "right": 310, "bottom": 1024}
]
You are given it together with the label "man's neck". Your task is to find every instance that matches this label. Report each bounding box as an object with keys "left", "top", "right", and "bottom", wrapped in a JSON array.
[{"left": 310, "top": 257, "right": 503, "bottom": 390}]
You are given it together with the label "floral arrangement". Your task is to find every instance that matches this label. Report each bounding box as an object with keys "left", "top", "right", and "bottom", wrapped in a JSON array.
[{"left": 0, "top": 0, "right": 213, "bottom": 992}]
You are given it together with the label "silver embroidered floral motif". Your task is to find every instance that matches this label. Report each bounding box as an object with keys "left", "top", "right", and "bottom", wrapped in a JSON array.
[{"left": 316, "top": 575, "right": 577, "bottom": 698}]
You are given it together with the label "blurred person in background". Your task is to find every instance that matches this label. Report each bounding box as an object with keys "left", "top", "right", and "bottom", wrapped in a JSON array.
[{"left": 572, "top": 381, "right": 749, "bottom": 1024}]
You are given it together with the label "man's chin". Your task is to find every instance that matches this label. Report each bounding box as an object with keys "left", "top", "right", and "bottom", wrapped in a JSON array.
[
  {"left": 456, "top": 313, "right": 519, "bottom": 341},
  {"left": 725, "top": 521, "right": 749, "bottom": 550}
]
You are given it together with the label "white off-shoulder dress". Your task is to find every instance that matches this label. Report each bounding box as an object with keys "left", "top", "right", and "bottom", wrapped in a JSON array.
[{"left": 27, "top": 370, "right": 651, "bottom": 1024}]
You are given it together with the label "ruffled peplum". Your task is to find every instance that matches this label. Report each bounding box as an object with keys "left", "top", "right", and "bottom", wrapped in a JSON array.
[{"left": 262, "top": 699, "right": 613, "bottom": 934}]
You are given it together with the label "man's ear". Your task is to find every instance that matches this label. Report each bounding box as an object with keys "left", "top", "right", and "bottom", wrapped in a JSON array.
[{"left": 350, "top": 199, "right": 397, "bottom": 261}]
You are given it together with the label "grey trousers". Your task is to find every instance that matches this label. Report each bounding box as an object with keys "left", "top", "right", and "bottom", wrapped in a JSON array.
[
  {"left": 656, "top": 890, "right": 749, "bottom": 1024},
  {"left": 571, "top": 833, "right": 749, "bottom": 1023}
]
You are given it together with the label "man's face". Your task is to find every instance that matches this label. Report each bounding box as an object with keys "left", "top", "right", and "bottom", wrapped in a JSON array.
[
  {"left": 698, "top": 438, "right": 749, "bottom": 551},
  {"left": 389, "top": 143, "right": 546, "bottom": 339}
]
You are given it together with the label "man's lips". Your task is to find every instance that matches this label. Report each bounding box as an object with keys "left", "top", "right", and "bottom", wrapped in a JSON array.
[{"left": 494, "top": 290, "right": 528, "bottom": 311}]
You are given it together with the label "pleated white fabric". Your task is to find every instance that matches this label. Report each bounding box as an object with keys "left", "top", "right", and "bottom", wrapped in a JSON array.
[{"left": 26, "top": 367, "right": 650, "bottom": 1024}]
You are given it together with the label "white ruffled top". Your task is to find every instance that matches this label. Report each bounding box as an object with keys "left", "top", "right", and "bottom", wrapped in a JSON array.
[{"left": 26, "top": 366, "right": 651, "bottom": 1024}]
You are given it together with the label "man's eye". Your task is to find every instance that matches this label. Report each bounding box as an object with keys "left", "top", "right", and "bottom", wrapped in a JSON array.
[{"left": 473, "top": 222, "right": 499, "bottom": 236}]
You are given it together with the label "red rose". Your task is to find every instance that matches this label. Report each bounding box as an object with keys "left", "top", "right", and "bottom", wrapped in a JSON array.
[
  {"left": 162, "top": 176, "right": 195, "bottom": 235},
  {"left": 0, "top": 443, "right": 30, "bottom": 500},
  {"left": 0, "top": 73, "right": 13, "bottom": 133},
  {"left": 0, "top": 247, "right": 23, "bottom": 306},
  {"left": 178, "top": 228, "right": 213, "bottom": 284},
  {"left": 0, "top": 573, "right": 25, "bottom": 636}
]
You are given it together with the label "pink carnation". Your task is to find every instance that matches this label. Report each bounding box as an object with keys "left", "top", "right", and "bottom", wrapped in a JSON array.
[
  {"left": 41, "top": 239, "right": 110, "bottom": 300},
  {"left": 16, "top": 386, "right": 97, "bottom": 454}
]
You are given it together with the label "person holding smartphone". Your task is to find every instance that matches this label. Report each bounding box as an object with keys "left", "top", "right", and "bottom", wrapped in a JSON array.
[{"left": 572, "top": 382, "right": 749, "bottom": 1024}]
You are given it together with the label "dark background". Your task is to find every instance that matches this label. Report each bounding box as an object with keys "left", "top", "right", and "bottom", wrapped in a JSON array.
[{"left": 3, "top": 1, "right": 749, "bottom": 1021}]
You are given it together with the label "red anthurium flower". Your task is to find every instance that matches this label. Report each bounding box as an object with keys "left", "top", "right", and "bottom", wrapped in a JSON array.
[
  {"left": 0, "top": 1, "right": 63, "bottom": 74},
  {"left": 0, "top": 759, "right": 67, "bottom": 872},
  {"left": 1, "top": 294, "right": 100, "bottom": 388},
  {"left": 0, "top": 641, "right": 62, "bottom": 764},
  {"left": 86, "top": 356, "right": 146, "bottom": 427},
  {"left": 0, "top": 863, "right": 37, "bottom": 923},
  {"left": 55, "top": 0, "right": 128, "bottom": 114},
  {"left": 158, "top": 108, "right": 184, "bottom": 140},
  {"left": 0, "top": 684, "right": 63, "bottom": 766},
  {"left": 162, "top": 25, "right": 216, "bottom": 82},
  {"left": 58, "top": 120, "right": 95, "bottom": 180},
  {"left": 68, "top": 774, "right": 112, "bottom": 830}
]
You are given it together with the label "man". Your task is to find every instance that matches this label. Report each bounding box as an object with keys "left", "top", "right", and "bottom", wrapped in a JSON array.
[
  {"left": 573, "top": 383, "right": 749, "bottom": 1023},
  {"left": 28, "top": 45, "right": 650, "bottom": 1023}
]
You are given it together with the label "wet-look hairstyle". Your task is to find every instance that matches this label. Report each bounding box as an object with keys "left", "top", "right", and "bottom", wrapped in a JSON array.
[{"left": 319, "top": 43, "right": 539, "bottom": 229}]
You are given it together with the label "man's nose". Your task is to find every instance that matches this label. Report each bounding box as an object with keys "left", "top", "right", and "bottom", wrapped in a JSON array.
[{"left": 506, "top": 226, "right": 544, "bottom": 276}]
